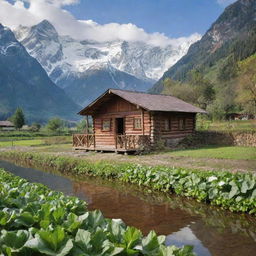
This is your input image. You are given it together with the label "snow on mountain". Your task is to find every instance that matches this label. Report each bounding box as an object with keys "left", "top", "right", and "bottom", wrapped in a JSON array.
[{"left": 14, "top": 20, "right": 200, "bottom": 105}]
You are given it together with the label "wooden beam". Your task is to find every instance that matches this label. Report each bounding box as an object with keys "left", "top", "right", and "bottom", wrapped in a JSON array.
[
  {"left": 86, "top": 115, "right": 89, "bottom": 134},
  {"left": 141, "top": 109, "right": 144, "bottom": 135}
]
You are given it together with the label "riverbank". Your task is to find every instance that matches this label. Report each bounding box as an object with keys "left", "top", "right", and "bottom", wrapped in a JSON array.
[{"left": 1, "top": 151, "right": 255, "bottom": 215}]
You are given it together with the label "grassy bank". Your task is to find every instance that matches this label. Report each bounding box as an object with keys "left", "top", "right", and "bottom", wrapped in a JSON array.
[
  {"left": 0, "top": 169, "right": 193, "bottom": 255},
  {"left": 168, "top": 146, "right": 256, "bottom": 160},
  {"left": 0, "top": 136, "right": 71, "bottom": 148},
  {"left": 1, "top": 151, "right": 256, "bottom": 215},
  {"left": 197, "top": 119, "right": 256, "bottom": 132}
]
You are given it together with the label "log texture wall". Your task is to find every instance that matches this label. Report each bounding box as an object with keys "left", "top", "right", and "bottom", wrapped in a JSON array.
[
  {"left": 150, "top": 112, "right": 196, "bottom": 147},
  {"left": 92, "top": 96, "right": 151, "bottom": 149},
  {"left": 90, "top": 95, "right": 197, "bottom": 149}
]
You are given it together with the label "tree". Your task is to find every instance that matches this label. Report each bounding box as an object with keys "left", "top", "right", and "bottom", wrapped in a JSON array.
[
  {"left": 235, "top": 55, "right": 256, "bottom": 115},
  {"left": 30, "top": 122, "right": 41, "bottom": 132},
  {"left": 189, "top": 69, "right": 215, "bottom": 109},
  {"left": 46, "top": 118, "right": 64, "bottom": 132},
  {"left": 12, "top": 108, "right": 25, "bottom": 130},
  {"left": 76, "top": 119, "right": 87, "bottom": 132}
]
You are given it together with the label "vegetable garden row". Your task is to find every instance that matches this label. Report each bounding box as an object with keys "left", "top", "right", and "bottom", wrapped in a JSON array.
[
  {"left": 0, "top": 151, "right": 256, "bottom": 214},
  {"left": 0, "top": 169, "right": 194, "bottom": 256}
]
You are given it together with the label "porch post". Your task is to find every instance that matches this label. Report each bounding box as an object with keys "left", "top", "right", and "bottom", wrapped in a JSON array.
[{"left": 86, "top": 115, "right": 89, "bottom": 134}]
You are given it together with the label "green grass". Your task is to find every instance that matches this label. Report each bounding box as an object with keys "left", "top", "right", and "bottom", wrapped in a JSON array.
[
  {"left": 199, "top": 120, "right": 256, "bottom": 132},
  {"left": 168, "top": 146, "right": 256, "bottom": 160},
  {"left": 0, "top": 136, "right": 71, "bottom": 148},
  {"left": 0, "top": 130, "right": 73, "bottom": 137},
  {"left": 0, "top": 139, "right": 43, "bottom": 147}
]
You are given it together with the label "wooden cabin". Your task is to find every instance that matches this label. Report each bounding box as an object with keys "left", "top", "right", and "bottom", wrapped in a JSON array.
[
  {"left": 0, "top": 120, "right": 15, "bottom": 131},
  {"left": 73, "top": 89, "right": 206, "bottom": 152}
]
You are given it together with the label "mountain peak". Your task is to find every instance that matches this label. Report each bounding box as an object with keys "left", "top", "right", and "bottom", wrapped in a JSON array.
[
  {"left": 36, "top": 20, "right": 55, "bottom": 30},
  {"left": 30, "top": 20, "right": 58, "bottom": 40},
  {"left": 0, "top": 23, "right": 79, "bottom": 122}
]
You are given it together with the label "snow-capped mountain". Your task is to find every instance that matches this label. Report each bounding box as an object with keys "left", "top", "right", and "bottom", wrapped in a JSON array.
[
  {"left": 14, "top": 20, "right": 200, "bottom": 105},
  {"left": 0, "top": 23, "right": 79, "bottom": 122}
]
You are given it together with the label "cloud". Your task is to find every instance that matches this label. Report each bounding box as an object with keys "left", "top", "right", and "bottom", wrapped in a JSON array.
[{"left": 0, "top": 0, "right": 201, "bottom": 47}]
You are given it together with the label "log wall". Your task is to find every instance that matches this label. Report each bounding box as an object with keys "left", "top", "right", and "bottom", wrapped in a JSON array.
[
  {"left": 89, "top": 95, "right": 197, "bottom": 149},
  {"left": 92, "top": 96, "right": 151, "bottom": 149},
  {"left": 150, "top": 112, "right": 196, "bottom": 146}
]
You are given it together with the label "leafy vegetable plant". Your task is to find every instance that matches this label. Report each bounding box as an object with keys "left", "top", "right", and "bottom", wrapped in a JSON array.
[{"left": 0, "top": 169, "right": 195, "bottom": 256}]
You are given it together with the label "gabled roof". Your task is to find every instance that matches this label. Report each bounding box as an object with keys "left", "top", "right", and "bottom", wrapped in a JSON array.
[
  {"left": 79, "top": 89, "right": 207, "bottom": 115},
  {"left": 0, "top": 121, "right": 14, "bottom": 127}
]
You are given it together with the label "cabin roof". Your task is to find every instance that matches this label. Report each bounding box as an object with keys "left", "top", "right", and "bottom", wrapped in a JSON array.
[
  {"left": 79, "top": 89, "right": 207, "bottom": 115},
  {"left": 0, "top": 120, "right": 14, "bottom": 127}
]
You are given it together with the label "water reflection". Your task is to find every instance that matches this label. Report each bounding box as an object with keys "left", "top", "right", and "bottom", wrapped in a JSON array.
[
  {"left": 166, "top": 227, "right": 211, "bottom": 256},
  {"left": 0, "top": 159, "right": 256, "bottom": 256}
]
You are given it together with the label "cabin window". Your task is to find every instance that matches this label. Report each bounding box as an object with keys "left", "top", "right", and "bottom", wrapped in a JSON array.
[
  {"left": 179, "top": 118, "right": 185, "bottom": 130},
  {"left": 133, "top": 117, "right": 142, "bottom": 130},
  {"left": 102, "top": 119, "right": 111, "bottom": 131},
  {"left": 163, "top": 118, "right": 170, "bottom": 131}
]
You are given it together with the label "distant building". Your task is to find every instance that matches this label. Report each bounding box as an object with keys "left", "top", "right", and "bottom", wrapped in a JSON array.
[
  {"left": 226, "top": 113, "right": 255, "bottom": 120},
  {"left": 0, "top": 121, "right": 15, "bottom": 131},
  {"left": 73, "top": 89, "right": 206, "bottom": 152}
]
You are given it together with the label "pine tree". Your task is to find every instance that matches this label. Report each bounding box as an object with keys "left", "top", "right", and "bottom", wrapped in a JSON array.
[{"left": 12, "top": 108, "right": 25, "bottom": 130}]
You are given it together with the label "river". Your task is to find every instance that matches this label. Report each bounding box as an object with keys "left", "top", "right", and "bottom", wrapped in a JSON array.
[{"left": 0, "top": 159, "right": 255, "bottom": 256}]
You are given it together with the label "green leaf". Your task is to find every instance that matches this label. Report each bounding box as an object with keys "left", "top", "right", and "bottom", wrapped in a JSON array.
[
  {"left": 26, "top": 226, "right": 73, "bottom": 255},
  {"left": 241, "top": 181, "right": 249, "bottom": 194},
  {"left": 251, "top": 189, "right": 256, "bottom": 198},
  {"left": 14, "top": 212, "right": 35, "bottom": 227},
  {"left": 52, "top": 207, "right": 66, "bottom": 224},
  {"left": 141, "top": 231, "right": 160, "bottom": 254},
  {"left": 87, "top": 210, "right": 105, "bottom": 229},
  {"left": 208, "top": 188, "right": 218, "bottom": 199},
  {"left": 0, "top": 230, "right": 30, "bottom": 250},
  {"left": 123, "top": 226, "right": 142, "bottom": 250},
  {"left": 229, "top": 185, "right": 239, "bottom": 199},
  {"left": 75, "top": 229, "right": 91, "bottom": 250}
]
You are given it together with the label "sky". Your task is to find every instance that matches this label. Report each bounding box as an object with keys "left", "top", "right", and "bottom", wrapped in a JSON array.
[{"left": 0, "top": 0, "right": 237, "bottom": 46}]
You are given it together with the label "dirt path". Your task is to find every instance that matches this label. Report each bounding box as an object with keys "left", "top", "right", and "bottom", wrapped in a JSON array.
[
  {"left": 53, "top": 150, "right": 256, "bottom": 173},
  {"left": 1, "top": 146, "right": 255, "bottom": 173}
]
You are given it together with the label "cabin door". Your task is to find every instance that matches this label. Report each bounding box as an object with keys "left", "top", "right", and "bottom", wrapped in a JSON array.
[{"left": 116, "top": 118, "right": 125, "bottom": 135}]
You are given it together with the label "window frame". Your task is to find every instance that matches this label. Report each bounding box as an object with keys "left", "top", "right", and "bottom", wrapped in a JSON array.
[
  {"left": 133, "top": 117, "right": 142, "bottom": 130},
  {"left": 163, "top": 118, "right": 171, "bottom": 131},
  {"left": 101, "top": 119, "right": 111, "bottom": 132}
]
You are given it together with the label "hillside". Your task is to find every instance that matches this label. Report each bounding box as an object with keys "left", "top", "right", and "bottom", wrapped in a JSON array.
[
  {"left": 151, "top": 0, "right": 256, "bottom": 118},
  {"left": 0, "top": 24, "right": 80, "bottom": 123},
  {"left": 152, "top": 0, "right": 256, "bottom": 92}
]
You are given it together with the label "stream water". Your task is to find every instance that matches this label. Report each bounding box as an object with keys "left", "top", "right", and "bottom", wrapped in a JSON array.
[{"left": 0, "top": 159, "right": 255, "bottom": 256}]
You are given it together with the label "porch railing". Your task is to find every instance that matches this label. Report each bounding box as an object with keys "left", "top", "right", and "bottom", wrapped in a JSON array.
[
  {"left": 116, "top": 135, "right": 150, "bottom": 150},
  {"left": 73, "top": 134, "right": 150, "bottom": 151},
  {"left": 73, "top": 134, "right": 95, "bottom": 148}
]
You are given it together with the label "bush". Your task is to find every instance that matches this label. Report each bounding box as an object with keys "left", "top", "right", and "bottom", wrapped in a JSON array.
[
  {"left": 30, "top": 122, "right": 41, "bottom": 132},
  {"left": 46, "top": 118, "right": 64, "bottom": 132}
]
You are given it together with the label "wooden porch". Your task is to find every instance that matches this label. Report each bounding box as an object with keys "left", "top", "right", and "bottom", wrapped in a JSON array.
[{"left": 73, "top": 134, "right": 151, "bottom": 152}]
